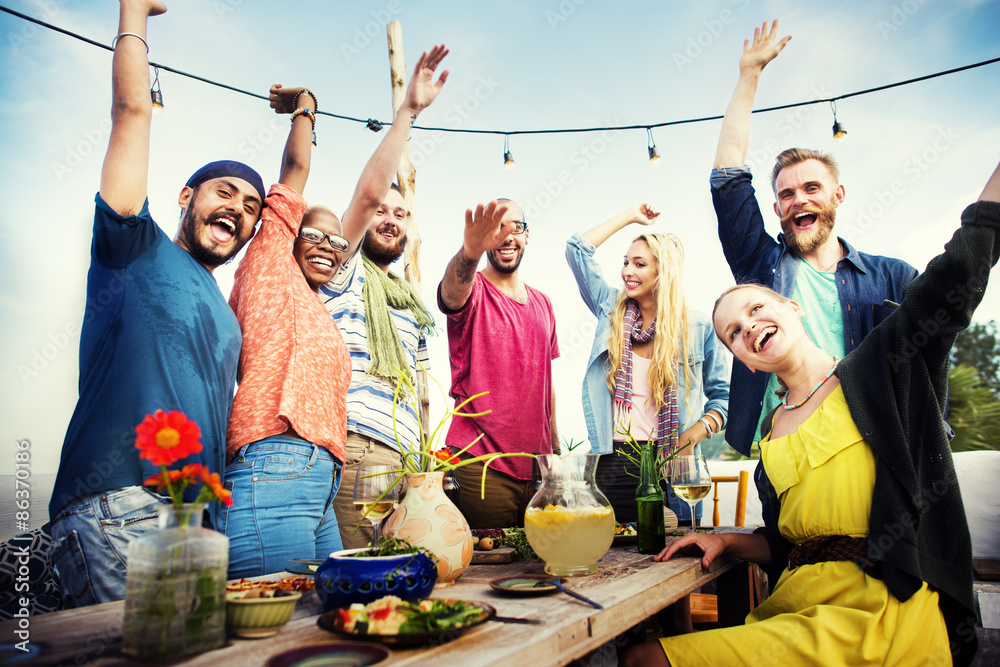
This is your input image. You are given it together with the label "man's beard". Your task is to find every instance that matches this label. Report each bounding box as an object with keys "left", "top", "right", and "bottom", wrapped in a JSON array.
[
  {"left": 780, "top": 199, "right": 836, "bottom": 255},
  {"left": 362, "top": 226, "right": 406, "bottom": 265},
  {"left": 486, "top": 244, "right": 523, "bottom": 274},
  {"left": 180, "top": 206, "right": 246, "bottom": 268}
]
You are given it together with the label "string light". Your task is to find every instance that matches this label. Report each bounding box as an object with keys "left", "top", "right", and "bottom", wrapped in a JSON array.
[
  {"left": 1, "top": 6, "right": 997, "bottom": 153},
  {"left": 831, "top": 101, "right": 847, "bottom": 141},
  {"left": 646, "top": 128, "right": 661, "bottom": 166},
  {"left": 150, "top": 66, "right": 163, "bottom": 113},
  {"left": 503, "top": 134, "right": 515, "bottom": 170}
]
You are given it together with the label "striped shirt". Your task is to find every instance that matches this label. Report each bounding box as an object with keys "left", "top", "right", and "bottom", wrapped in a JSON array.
[{"left": 319, "top": 251, "right": 430, "bottom": 453}]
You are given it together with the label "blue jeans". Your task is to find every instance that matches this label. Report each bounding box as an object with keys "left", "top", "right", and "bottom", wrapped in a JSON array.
[
  {"left": 48, "top": 486, "right": 170, "bottom": 607},
  {"left": 219, "top": 436, "right": 343, "bottom": 579}
]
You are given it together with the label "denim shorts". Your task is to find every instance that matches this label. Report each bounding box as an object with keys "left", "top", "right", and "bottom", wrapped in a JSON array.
[
  {"left": 48, "top": 486, "right": 169, "bottom": 607},
  {"left": 219, "top": 436, "right": 343, "bottom": 579}
]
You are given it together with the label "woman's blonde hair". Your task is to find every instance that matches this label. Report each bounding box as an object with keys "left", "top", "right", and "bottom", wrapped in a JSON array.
[{"left": 606, "top": 233, "right": 693, "bottom": 412}]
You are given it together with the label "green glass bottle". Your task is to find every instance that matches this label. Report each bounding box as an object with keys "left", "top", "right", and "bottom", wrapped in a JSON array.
[{"left": 636, "top": 442, "right": 666, "bottom": 554}]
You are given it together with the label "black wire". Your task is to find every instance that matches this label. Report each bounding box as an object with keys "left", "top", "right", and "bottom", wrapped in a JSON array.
[{"left": 2, "top": 4, "right": 998, "bottom": 136}]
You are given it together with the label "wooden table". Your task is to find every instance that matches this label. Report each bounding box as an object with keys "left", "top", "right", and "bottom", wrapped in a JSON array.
[{"left": 5, "top": 540, "right": 750, "bottom": 667}]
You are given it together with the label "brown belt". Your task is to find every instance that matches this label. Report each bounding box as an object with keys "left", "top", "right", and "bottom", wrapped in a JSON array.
[{"left": 788, "top": 535, "right": 877, "bottom": 575}]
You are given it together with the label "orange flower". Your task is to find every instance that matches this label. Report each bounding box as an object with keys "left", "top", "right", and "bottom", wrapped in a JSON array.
[
  {"left": 134, "top": 410, "right": 203, "bottom": 467},
  {"left": 143, "top": 469, "right": 185, "bottom": 489},
  {"left": 197, "top": 468, "right": 233, "bottom": 507},
  {"left": 180, "top": 463, "right": 207, "bottom": 479},
  {"left": 432, "top": 448, "right": 460, "bottom": 465}
]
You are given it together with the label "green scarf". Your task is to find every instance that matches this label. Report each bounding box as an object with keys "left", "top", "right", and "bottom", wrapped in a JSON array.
[{"left": 361, "top": 254, "right": 435, "bottom": 399}]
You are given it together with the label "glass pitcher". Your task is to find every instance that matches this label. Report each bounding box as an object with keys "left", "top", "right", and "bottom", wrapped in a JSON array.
[{"left": 524, "top": 454, "right": 615, "bottom": 576}]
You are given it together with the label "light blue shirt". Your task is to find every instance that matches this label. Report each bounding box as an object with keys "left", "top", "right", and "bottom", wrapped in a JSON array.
[{"left": 565, "top": 233, "right": 730, "bottom": 455}]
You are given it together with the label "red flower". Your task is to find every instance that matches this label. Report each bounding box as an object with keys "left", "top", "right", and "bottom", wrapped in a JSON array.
[{"left": 134, "top": 410, "right": 203, "bottom": 467}]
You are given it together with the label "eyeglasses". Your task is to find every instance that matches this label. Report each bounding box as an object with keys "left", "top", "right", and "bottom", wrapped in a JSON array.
[
  {"left": 298, "top": 227, "right": 350, "bottom": 252},
  {"left": 509, "top": 221, "right": 528, "bottom": 235}
]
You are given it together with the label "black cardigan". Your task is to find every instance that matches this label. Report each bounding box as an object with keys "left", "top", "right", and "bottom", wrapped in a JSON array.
[{"left": 755, "top": 200, "right": 1000, "bottom": 667}]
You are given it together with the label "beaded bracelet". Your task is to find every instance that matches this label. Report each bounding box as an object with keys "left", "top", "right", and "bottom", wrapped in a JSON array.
[
  {"left": 291, "top": 107, "right": 317, "bottom": 146},
  {"left": 291, "top": 107, "right": 315, "bottom": 128},
  {"left": 112, "top": 32, "right": 148, "bottom": 53},
  {"left": 293, "top": 89, "right": 318, "bottom": 114}
]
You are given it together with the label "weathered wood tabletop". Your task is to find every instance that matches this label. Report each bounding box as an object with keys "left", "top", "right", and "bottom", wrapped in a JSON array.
[{"left": 5, "top": 540, "right": 749, "bottom": 667}]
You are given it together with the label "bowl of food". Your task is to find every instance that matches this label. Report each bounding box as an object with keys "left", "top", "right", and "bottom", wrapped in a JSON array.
[
  {"left": 314, "top": 543, "right": 438, "bottom": 612},
  {"left": 225, "top": 580, "right": 308, "bottom": 638},
  {"left": 317, "top": 596, "right": 494, "bottom": 647}
]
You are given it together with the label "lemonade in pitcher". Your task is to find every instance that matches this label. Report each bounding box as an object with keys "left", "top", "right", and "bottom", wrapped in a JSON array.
[{"left": 524, "top": 455, "right": 615, "bottom": 576}]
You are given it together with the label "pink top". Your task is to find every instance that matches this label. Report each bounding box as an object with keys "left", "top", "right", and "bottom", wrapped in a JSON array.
[
  {"left": 613, "top": 353, "right": 658, "bottom": 441},
  {"left": 227, "top": 183, "right": 351, "bottom": 463},
  {"left": 438, "top": 273, "right": 559, "bottom": 480}
]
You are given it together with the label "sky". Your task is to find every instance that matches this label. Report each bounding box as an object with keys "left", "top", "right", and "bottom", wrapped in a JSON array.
[{"left": 1, "top": 0, "right": 999, "bottom": 484}]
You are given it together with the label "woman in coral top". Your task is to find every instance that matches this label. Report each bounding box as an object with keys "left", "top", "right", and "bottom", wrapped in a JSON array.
[{"left": 222, "top": 84, "right": 352, "bottom": 578}]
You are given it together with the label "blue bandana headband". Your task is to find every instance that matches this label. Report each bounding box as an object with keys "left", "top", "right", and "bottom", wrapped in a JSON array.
[{"left": 185, "top": 160, "right": 266, "bottom": 208}]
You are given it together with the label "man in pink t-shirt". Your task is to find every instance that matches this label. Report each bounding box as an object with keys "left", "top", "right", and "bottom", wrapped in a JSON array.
[{"left": 438, "top": 199, "right": 559, "bottom": 528}]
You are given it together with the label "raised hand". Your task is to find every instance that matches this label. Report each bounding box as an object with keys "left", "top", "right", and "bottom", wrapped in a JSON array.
[
  {"left": 403, "top": 44, "right": 450, "bottom": 116},
  {"left": 631, "top": 203, "right": 660, "bottom": 226},
  {"left": 121, "top": 0, "right": 166, "bottom": 18},
  {"left": 269, "top": 85, "right": 314, "bottom": 115},
  {"left": 739, "top": 19, "right": 791, "bottom": 74},
  {"left": 463, "top": 200, "right": 513, "bottom": 258}
]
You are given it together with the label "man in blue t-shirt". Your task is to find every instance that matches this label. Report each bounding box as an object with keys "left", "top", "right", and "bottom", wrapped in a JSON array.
[
  {"left": 47, "top": 0, "right": 266, "bottom": 607},
  {"left": 710, "top": 21, "right": 917, "bottom": 459}
]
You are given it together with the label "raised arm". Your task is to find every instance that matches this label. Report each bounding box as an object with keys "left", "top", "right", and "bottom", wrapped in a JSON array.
[
  {"left": 713, "top": 20, "right": 791, "bottom": 169},
  {"left": 439, "top": 200, "right": 512, "bottom": 310},
  {"left": 339, "top": 45, "right": 449, "bottom": 252},
  {"left": 981, "top": 160, "right": 1000, "bottom": 203},
  {"left": 581, "top": 203, "right": 659, "bottom": 248},
  {"left": 99, "top": 0, "right": 167, "bottom": 215},
  {"left": 270, "top": 85, "right": 317, "bottom": 195}
]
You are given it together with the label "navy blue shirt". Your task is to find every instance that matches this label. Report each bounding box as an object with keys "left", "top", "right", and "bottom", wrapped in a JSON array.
[
  {"left": 711, "top": 167, "right": 917, "bottom": 456},
  {"left": 50, "top": 194, "right": 241, "bottom": 519}
]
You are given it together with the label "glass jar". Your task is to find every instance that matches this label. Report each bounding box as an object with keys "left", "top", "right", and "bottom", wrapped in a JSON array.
[
  {"left": 122, "top": 503, "right": 228, "bottom": 660},
  {"left": 524, "top": 455, "right": 615, "bottom": 576}
]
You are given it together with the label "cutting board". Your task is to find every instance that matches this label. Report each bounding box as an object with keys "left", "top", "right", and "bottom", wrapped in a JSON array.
[
  {"left": 471, "top": 546, "right": 516, "bottom": 564},
  {"left": 974, "top": 559, "right": 1000, "bottom": 581}
]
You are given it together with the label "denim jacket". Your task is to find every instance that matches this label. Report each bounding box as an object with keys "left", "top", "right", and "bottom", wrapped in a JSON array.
[
  {"left": 565, "top": 233, "right": 730, "bottom": 455},
  {"left": 711, "top": 167, "right": 917, "bottom": 456}
]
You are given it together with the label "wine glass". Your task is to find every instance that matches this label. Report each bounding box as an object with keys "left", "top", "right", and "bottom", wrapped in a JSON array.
[
  {"left": 668, "top": 455, "right": 712, "bottom": 529},
  {"left": 352, "top": 466, "right": 401, "bottom": 548}
]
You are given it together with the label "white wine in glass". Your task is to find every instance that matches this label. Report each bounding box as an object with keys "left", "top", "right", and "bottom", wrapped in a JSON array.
[
  {"left": 353, "top": 466, "right": 401, "bottom": 548},
  {"left": 669, "top": 455, "right": 711, "bottom": 528}
]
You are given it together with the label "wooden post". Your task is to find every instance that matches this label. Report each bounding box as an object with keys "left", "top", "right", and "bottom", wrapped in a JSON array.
[{"left": 387, "top": 21, "right": 430, "bottom": 436}]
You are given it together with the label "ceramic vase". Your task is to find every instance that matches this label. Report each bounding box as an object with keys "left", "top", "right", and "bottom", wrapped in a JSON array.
[
  {"left": 122, "top": 503, "right": 228, "bottom": 660},
  {"left": 383, "top": 471, "right": 473, "bottom": 585}
]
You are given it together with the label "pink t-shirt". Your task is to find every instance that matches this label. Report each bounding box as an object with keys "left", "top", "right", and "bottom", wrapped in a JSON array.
[
  {"left": 226, "top": 183, "right": 351, "bottom": 463},
  {"left": 438, "top": 273, "right": 559, "bottom": 480},
  {"left": 612, "top": 353, "right": 658, "bottom": 442}
]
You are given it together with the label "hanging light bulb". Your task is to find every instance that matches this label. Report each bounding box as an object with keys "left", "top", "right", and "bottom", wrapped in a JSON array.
[
  {"left": 830, "top": 101, "right": 847, "bottom": 141},
  {"left": 150, "top": 66, "right": 164, "bottom": 114},
  {"left": 647, "top": 128, "right": 661, "bottom": 166},
  {"left": 503, "top": 134, "right": 515, "bottom": 170}
]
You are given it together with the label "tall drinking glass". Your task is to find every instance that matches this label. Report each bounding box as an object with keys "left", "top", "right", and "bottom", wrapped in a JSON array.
[
  {"left": 353, "top": 466, "right": 400, "bottom": 548},
  {"left": 668, "top": 455, "right": 711, "bottom": 528}
]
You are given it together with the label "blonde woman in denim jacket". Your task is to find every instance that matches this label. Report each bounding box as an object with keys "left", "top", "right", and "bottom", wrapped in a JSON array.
[{"left": 565, "top": 204, "right": 730, "bottom": 527}]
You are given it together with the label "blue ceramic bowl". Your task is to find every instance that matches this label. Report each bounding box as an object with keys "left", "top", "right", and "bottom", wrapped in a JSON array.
[{"left": 314, "top": 548, "right": 438, "bottom": 611}]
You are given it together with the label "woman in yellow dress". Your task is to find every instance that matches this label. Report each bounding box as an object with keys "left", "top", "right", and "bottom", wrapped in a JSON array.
[{"left": 623, "top": 161, "right": 1000, "bottom": 667}]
